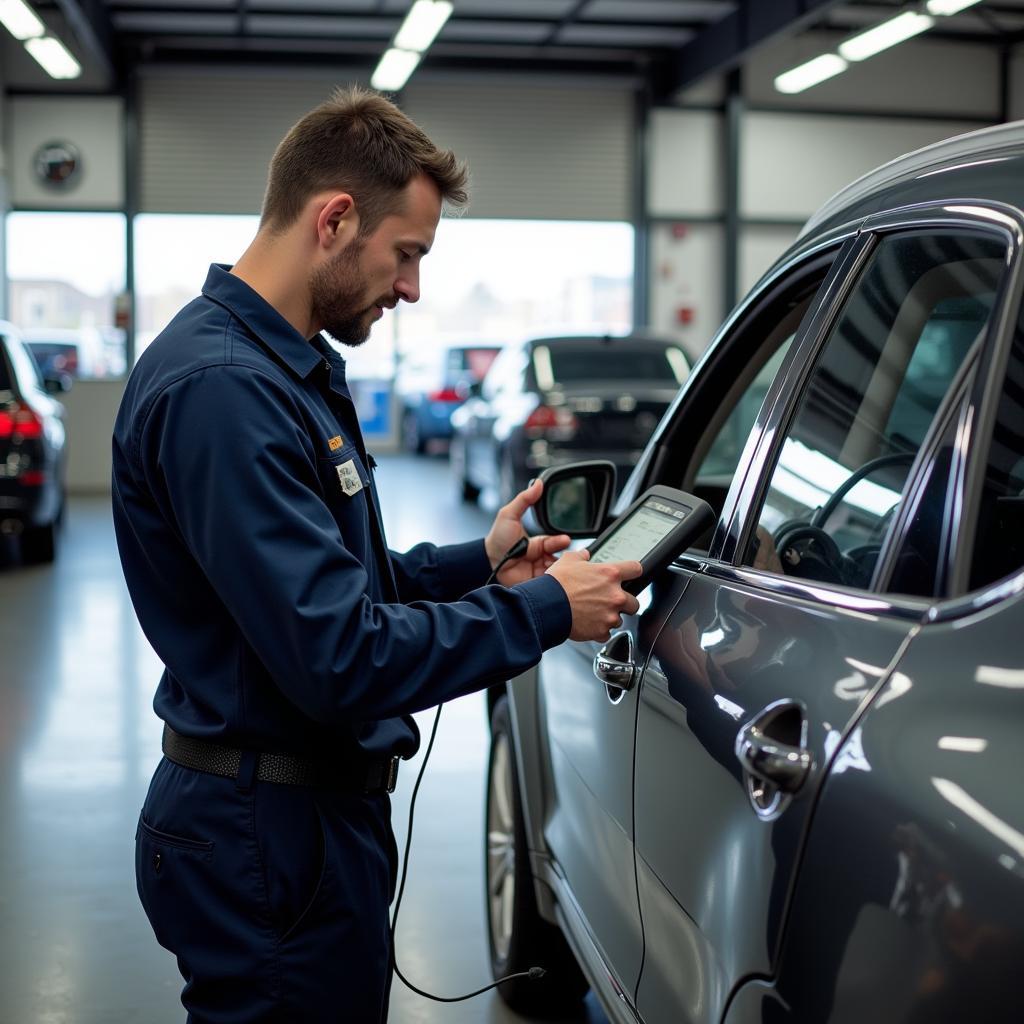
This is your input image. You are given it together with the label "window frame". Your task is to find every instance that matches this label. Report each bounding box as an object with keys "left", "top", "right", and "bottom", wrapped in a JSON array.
[{"left": 725, "top": 201, "right": 1023, "bottom": 614}]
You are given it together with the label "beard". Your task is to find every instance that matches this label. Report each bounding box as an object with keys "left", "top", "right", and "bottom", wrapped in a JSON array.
[{"left": 309, "top": 239, "right": 379, "bottom": 347}]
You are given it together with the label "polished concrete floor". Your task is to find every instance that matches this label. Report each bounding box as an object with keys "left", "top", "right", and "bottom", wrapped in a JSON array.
[{"left": 0, "top": 453, "right": 606, "bottom": 1024}]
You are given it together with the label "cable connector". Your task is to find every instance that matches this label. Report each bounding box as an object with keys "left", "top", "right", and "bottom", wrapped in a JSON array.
[{"left": 527, "top": 967, "right": 547, "bottom": 980}]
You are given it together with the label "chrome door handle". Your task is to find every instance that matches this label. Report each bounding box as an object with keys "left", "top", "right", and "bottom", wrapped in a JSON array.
[
  {"left": 593, "top": 631, "right": 636, "bottom": 691},
  {"left": 735, "top": 700, "right": 811, "bottom": 794}
]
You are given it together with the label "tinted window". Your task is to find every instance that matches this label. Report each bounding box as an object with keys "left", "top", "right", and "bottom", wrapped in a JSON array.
[
  {"left": 744, "top": 231, "right": 1006, "bottom": 594},
  {"left": 970, "top": 330, "right": 1024, "bottom": 591},
  {"left": 0, "top": 339, "right": 12, "bottom": 392},
  {"left": 538, "top": 345, "right": 682, "bottom": 386}
]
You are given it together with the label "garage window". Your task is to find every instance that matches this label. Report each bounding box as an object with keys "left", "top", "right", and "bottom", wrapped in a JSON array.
[{"left": 743, "top": 230, "right": 1006, "bottom": 595}]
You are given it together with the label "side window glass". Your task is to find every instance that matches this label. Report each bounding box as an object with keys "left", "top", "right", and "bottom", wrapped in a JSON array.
[
  {"left": 970, "top": 330, "right": 1024, "bottom": 591},
  {"left": 743, "top": 231, "right": 1006, "bottom": 593}
]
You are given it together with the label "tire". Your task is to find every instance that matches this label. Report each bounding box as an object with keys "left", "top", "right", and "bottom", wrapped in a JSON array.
[
  {"left": 21, "top": 520, "right": 57, "bottom": 564},
  {"left": 485, "top": 697, "right": 589, "bottom": 1015},
  {"left": 450, "top": 437, "right": 480, "bottom": 504},
  {"left": 402, "top": 409, "right": 426, "bottom": 454}
]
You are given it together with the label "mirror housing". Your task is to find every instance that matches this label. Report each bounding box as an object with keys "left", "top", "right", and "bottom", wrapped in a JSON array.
[
  {"left": 43, "top": 374, "right": 72, "bottom": 395},
  {"left": 534, "top": 461, "right": 617, "bottom": 538}
]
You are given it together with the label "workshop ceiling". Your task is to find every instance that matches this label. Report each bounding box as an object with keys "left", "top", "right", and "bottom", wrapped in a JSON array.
[{"left": 23, "top": 0, "right": 1024, "bottom": 95}]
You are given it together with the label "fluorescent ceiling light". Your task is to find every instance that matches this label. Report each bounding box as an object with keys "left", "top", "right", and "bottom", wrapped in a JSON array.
[
  {"left": 775, "top": 53, "right": 848, "bottom": 94},
  {"left": 0, "top": 0, "right": 44, "bottom": 40},
  {"left": 927, "top": 0, "right": 983, "bottom": 14},
  {"left": 394, "top": 0, "right": 452, "bottom": 52},
  {"left": 25, "top": 35, "right": 81, "bottom": 79},
  {"left": 839, "top": 11, "right": 934, "bottom": 62},
  {"left": 371, "top": 47, "right": 421, "bottom": 92}
]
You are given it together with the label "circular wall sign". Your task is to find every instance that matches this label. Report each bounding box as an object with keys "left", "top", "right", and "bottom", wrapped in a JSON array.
[{"left": 33, "top": 140, "right": 82, "bottom": 189}]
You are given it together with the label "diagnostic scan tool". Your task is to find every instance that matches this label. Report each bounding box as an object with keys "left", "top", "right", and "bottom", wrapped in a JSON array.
[{"left": 588, "top": 485, "right": 714, "bottom": 594}]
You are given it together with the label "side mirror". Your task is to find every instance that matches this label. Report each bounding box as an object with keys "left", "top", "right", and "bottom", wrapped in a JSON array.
[
  {"left": 464, "top": 380, "right": 483, "bottom": 399},
  {"left": 534, "top": 461, "right": 617, "bottom": 537},
  {"left": 44, "top": 374, "right": 72, "bottom": 394}
]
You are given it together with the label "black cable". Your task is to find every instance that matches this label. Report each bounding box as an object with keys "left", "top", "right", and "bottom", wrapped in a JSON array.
[{"left": 390, "top": 535, "right": 545, "bottom": 1004}]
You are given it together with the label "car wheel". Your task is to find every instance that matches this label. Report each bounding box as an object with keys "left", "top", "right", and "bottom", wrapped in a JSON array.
[
  {"left": 486, "top": 696, "right": 589, "bottom": 1015},
  {"left": 451, "top": 437, "right": 480, "bottom": 504},
  {"left": 402, "top": 409, "right": 426, "bottom": 454},
  {"left": 21, "top": 521, "right": 57, "bottom": 565}
]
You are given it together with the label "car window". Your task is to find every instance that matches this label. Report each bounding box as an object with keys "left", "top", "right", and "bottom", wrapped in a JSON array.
[
  {"left": 482, "top": 345, "right": 527, "bottom": 399},
  {"left": 742, "top": 230, "right": 1006, "bottom": 593},
  {"left": 537, "top": 345, "right": 683, "bottom": 386},
  {"left": 5, "top": 335, "right": 44, "bottom": 393},
  {"left": 0, "top": 340, "right": 13, "bottom": 392},
  {"left": 969, "top": 327, "right": 1024, "bottom": 592}
]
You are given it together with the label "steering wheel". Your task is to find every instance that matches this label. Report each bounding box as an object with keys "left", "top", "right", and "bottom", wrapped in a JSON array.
[
  {"left": 811, "top": 451, "right": 918, "bottom": 529},
  {"left": 772, "top": 451, "right": 917, "bottom": 585}
]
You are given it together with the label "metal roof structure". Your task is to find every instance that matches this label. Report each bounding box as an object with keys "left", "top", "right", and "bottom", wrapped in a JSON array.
[{"left": 20, "top": 0, "right": 1024, "bottom": 97}]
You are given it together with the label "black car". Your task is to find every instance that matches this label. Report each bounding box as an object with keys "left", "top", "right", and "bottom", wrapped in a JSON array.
[
  {"left": 482, "top": 121, "right": 1024, "bottom": 1023},
  {"left": 449, "top": 334, "right": 688, "bottom": 505},
  {"left": 0, "top": 323, "right": 68, "bottom": 563}
]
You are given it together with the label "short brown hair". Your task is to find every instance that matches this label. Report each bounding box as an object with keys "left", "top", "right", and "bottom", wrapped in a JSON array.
[{"left": 261, "top": 86, "right": 468, "bottom": 235}]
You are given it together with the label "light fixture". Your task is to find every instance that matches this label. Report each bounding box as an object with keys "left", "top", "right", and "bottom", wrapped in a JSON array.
[
  {"left": 927, "top": 0, "right": 984, "bottom": 14},
  {"left": 393, "top": 0, "right": 452, "bottom": 52},
  {"left": 371, "top": 47, "right": 421, "bottom": 92},
  {"left": 25, "top": 35, "right": 81, "bottom": 79},
  {"left": 0, "top": 0, "right": 44, "bottom": 40},
  {"left": 839, "top": 11, "right": 935, "bottom": 62},
  {"left": 774, "top": 53, "right": 849, "bottom": 94}
]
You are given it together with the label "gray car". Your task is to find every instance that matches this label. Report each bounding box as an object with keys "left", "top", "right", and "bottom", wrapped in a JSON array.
[{"left": 484, "top": 121, "right": 1024, "bottom": 1023}]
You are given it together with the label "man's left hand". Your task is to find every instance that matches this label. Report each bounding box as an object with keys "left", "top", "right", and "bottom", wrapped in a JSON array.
[{"left": 485, "top": 478, "right": 571, "bottom": 586}]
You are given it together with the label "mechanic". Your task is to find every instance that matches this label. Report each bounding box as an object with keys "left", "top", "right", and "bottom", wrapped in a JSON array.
[{"left": 112, "top": 86, "right": 641, "bottom": 1023}]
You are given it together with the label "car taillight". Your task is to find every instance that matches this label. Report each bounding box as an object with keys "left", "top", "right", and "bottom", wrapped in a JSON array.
[
  {"left": 0, "top": 402, "right": 43, "bottom": 440},
  {"left": 428, "top": 387, "right": 462, "bottom": 403},
  {"left": 524, "top": 404, "right": 578, "bottom": 432}
]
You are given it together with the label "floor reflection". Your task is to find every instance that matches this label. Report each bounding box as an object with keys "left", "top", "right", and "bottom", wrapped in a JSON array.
[{"left": 0, "top": 453, "right": 607, "bottom": 1024}]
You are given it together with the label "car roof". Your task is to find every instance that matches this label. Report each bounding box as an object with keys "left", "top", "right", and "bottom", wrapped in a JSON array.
[
  {"left": 801, "top": 119, "right": 1024, "bottom": 240},
  {"left": 525, "top": 334, "right": 681, "bottom": 349}
]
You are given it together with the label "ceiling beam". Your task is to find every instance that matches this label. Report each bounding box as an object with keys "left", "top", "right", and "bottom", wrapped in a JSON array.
[
  {"left": 52, "top": 0, "right": 117, "bottom": 81},
  {"left": 652, "top": 0, "right": 847, "bottom": 101}
]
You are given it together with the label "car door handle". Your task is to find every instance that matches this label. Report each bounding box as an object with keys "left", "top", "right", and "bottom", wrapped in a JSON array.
[
  {"left": 735, "top": 700, "right": 811, "bottom": 794},
  {"left": 593, "top": 631, "right": 636, "bottom": 691}
]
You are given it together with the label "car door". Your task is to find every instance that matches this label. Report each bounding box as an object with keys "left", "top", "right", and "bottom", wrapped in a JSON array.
[
  {"left": 750, "top": 304, "right": 1024, "bottom": 1024},
  {"left": 630, "top": 205, "right": 1020, "bottom": 1024},
  {"left": 537, "top": 236, "right": 851, "bottom": 1007}
]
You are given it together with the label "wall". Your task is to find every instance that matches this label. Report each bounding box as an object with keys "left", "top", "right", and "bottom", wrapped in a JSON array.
[
  {"left": 645, "top": 32, "right": 1009, "bottom": 355},
  {"left": 60, "top": 380, "right": 124, "bottom": 494}
]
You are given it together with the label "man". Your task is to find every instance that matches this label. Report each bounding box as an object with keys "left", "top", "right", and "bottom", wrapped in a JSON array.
[{"left": 113, "top": 86, "right": 640, "bottom": 1023}]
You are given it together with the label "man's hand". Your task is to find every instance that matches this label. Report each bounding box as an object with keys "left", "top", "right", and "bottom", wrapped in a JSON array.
[
  {"left": 546, "top": 549, "right": 643, "bottom": 642},
  {"left": 486, "top": 479, "right": 571, "bottom": 586}
]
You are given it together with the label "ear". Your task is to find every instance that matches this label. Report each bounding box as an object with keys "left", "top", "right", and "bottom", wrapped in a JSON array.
[{"left": 315, "top": 192, "right": 360, "bottom": 252}]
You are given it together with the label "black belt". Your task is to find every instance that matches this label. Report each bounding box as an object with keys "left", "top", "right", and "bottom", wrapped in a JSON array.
[{"left": 161, "top": 724, "right": 400, "bottom": 795}]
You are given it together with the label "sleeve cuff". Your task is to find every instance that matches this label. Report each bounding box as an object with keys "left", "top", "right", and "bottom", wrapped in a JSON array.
[{"left": 516, "top": 574, "right": 572, "bottom": 649}]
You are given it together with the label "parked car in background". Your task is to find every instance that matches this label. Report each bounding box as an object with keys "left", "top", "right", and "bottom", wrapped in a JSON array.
[
  {"left": 22, "top": 326, "right": 122, "bottom": 381},
  {"left": 483, "top": 121, "right": 1024, "bottom": 1023},
  {"left": 450, "top": 333, "right": 689, "bottom": 505},
  {"left": 396, "top": 343, "right": 501, "bottom": 453},
  {"left": 0, "top": 323, "right": 68, "bottom": 564}
]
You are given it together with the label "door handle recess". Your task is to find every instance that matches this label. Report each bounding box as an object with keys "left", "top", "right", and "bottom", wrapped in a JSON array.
[
  {"left": 593, "top": 631, "right": 636, "bottom": 691},
  {"left": 735, "top": 700, "right": 811, "bottom": 819}
]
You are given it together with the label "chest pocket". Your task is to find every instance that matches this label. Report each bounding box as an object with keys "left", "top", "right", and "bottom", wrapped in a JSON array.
[{"left": 317, "top": 445, "right": 373, "bottom": 554}]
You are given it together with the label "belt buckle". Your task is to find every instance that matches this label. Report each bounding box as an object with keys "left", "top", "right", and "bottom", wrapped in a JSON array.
[{"left": 385, "top": 756, "right": 399, "bottom": 794}]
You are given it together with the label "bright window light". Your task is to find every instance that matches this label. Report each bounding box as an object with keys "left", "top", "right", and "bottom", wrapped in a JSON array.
[
  {"left": 927, "top": 0, "right": 983, "bottom": 14},
  {"left": 774, "top": 53, "right": 848, "bottom": 94},
  {"left": 0, "top": 0, "right": 44, "bottom": 40},
  {"left": 25, "top": 35, "right": 81, "bottom": 78},
  {"left": 839, "top": 11, "right": 935, "bottom": 62},
  {"left": 394, "top": 0, "right": 452, "bottom": 53},
  {"left": 371, "top": 47, "right": 421, "bottom": 92}
]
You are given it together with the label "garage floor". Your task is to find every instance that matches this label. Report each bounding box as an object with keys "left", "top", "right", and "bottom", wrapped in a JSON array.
[{"left": 0, "top": 453, "right": 607, "bottom": 1024}]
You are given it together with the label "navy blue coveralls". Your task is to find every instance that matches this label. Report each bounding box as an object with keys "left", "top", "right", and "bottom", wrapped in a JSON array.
[{"left": 112, "top": 265, "right": 572, "bottom": 1023}]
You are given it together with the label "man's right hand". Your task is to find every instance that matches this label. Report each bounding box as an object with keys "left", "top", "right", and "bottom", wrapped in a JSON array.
[{"left": 546, "top": 549, "right": 643, "bottom": 642}]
